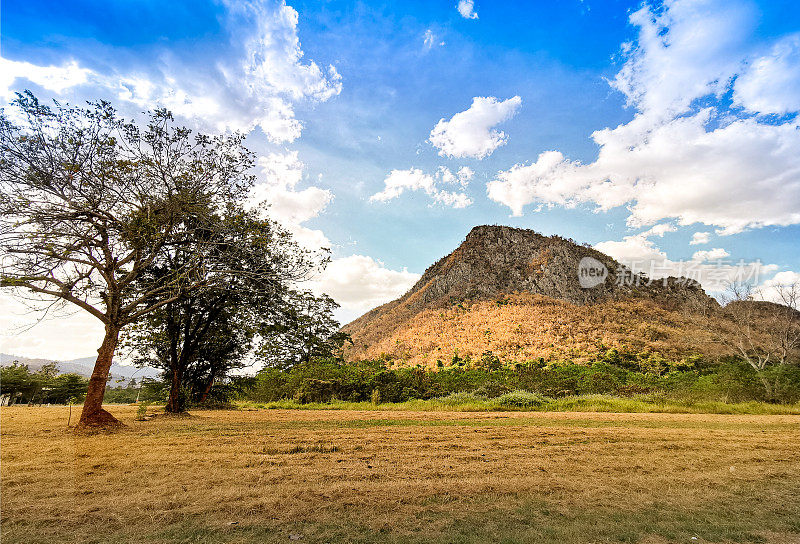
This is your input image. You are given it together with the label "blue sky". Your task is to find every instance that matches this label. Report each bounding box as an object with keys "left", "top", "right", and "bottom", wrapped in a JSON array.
[{"left": 2, "top": 0, "right": 800, "bottom": 359}]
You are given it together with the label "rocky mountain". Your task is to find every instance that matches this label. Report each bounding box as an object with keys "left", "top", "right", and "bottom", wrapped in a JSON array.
[{"left": 343, "top": 225, "right": 721, "bottom": 366}]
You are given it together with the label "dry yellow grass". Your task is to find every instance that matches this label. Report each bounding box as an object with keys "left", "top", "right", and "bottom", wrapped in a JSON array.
[
  {"left": 345, "top": 293, "right": 727, "bottom": 367},
  {"left": 2, "top": 405, "right": 800, "bottom": 543}
]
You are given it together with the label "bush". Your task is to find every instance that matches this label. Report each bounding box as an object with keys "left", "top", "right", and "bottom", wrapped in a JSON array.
[
  {"left": 135, "top": 402, "right": 150, "bottom": 421},
  {"left": 436, "top": 391, "right": 485, "bottom": 406},
  {"left": 761, "top": 364, "right": 800, "bottom": 404},
  {"left": 237, "top": 353, "right": 799, "bottom": 407},
  {"left": 493, "top": 390, "right": 550, "bottom": 409}
]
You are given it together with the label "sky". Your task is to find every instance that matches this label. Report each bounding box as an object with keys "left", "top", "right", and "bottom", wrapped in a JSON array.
[{"left": 1, "top": 0, "right": 800, "bottom": 360}]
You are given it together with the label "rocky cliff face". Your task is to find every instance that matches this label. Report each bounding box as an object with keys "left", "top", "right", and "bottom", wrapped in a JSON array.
[
  {"left": 343, "top": 226, "right": 718, "bottom": 365},
  {"left": 355, "top": 225, "right": 712, "bottom": 315},
  {"left": 403, "top": 225, "right": 620, "bottom": 307}
]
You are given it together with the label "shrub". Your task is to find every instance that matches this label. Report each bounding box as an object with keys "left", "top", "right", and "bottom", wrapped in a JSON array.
[
  {"left": 237, "top": 352, "right": 799, "bottom": 407},
  {"left": 493, "top": 390, "right": 550, "bottom": 409},
  {"left": 294, "top": 379, "right": 337, "bottom": 404},
  {"left": 135, "top": 402, "right": 150, "bottom": 421},
  {"left": 436, "top": 391, "right": 485, "bottom": 406},
  {"left": 473, "top": 381, "right": 514, "bottom": 398}
]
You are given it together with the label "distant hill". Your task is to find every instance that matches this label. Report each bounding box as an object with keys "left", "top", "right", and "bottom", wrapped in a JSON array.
[
  {"left": 343, "top": 225, "right": 734, "bottom": 367},
  {"left": 0, "top": 353, "right": 159, "bottom": 384}
]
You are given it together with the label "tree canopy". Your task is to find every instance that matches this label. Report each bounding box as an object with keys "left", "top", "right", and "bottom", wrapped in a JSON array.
[{"left": 1, "top": 92, "right": 262, "bottom": 426}]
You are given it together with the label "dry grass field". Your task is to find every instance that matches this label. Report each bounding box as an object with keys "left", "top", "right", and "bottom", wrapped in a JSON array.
[{"left": 2, "top": 405, "right": 800, "bottom": 544}]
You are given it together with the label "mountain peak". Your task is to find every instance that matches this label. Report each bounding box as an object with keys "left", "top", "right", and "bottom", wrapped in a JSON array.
[
  {"left": 343, "top": 225, "right": 716, "bottom": 366},
  {"left": 402, "top": 225, "right": 628, "bottom": 309}
]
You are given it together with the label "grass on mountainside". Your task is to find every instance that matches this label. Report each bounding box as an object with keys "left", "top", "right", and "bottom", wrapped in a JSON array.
[
  {"left": 2, "top": 405, "right": 799, "bottom": 544},
  {"left": 344, "top": 293, "right": 738, "bottom": 367},
  {"left": 237, "top": 393, "right": 800, "bottom": 415}
]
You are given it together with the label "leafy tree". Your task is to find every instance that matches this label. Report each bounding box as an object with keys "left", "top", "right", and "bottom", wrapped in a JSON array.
[
  {"left": 0, "top": 363, "right": 36, "bottom": 404},
  {"left": 123, "top": 215, "right": 324, "bottom": 412},
  {"left": 0, "top": 362, "right": 88, "bottom": 404},
  {"left": 47, "top": 373, "right": 90, "bottom": 404},
  {"left": 258, "top": 291, "right": 351, "bottom": 370},
  {"left": 1, "top": 92, "right": 255, "bottom": 426}
]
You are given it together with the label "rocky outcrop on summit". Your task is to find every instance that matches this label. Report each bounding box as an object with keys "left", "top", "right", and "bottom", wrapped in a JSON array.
[
  {"left": 351, "top": 225, "right": 712, "bottom": 317},
  {"left": 343, "top": 225, "right": 719, "bottom": 366},
  {"left": 403, "top": 225, "right": 621, "bottom": 307}
]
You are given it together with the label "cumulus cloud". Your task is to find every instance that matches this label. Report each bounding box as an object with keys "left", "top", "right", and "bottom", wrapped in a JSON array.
[
  {"left": 370, "top": 167, "right": 473, "bottom": 208},
  {"left": 430, "top": 96, "right": 521, "bottom": 159},
  {"left": 692, "top": 248, "right": 730, "bottom": 261},
  {"left": 0, "top": 58, "right": 92, "bottom": 97},
  {"left": 609, "top": 0, "right": 756, "bottom": 122},
  {"left": 759, "top": 270, "right": 800, "bottom": 304},
  {"left": 640, "top": 223, "right": 677, "bottom": 237},
  {"left": 733, "top": 34, "right": 800, "bottom": 115},
  {"left": 247, "top": 151, "right": 333, "bottom": 249},
  {"left": 595, "top": 233, "right": 776, "bottom": 293},
  {"left": 1, "top": 1, "right": 341, "bottom": 142},
  {"left": 487, "top": 0, "right": 800, "bottom": 233},
  {"left": 690, "top": 231, "right": 711, "bottom": 245},
  {"left": 457, "top": 0, "right": 479, "bottom": 20},
  {"left": 312, "top": 255, "right": 420, "bottom": 317}
]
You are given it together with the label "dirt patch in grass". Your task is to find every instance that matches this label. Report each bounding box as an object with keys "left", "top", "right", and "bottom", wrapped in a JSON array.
[{"left": 2, "top": 405, "right": 799, "bottom": 543}]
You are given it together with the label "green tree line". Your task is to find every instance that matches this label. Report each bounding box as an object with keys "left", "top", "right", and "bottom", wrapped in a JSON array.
[
  {"left": 0, "top": 363, "right": 88, "bottom": 405},
  {"left": 240, "top": 351, "right": 800, "bottom": 406}
]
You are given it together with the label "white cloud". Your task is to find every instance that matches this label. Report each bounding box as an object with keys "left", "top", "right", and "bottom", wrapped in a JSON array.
[
  {"left": 454, "top": 166, "right": 474, "bottom": 187},
  {"left": 487, "top": 0, "right": 800, "bottom": 233},
  {"left": 690, "top": 231, "right": 711, "bottom": 245},
  {"left": 430, "top": 96, "right": 521, "bottom": 159},
  {"left": 248, "top": 151, "right": 333, "bottom": 249},
  {"left": 609, "top": 0, "right": 755, "bottom": 123},
  {"left": 423, "top": 29, "right": 445, "bottom": 50},
  {"left": 0, "top": 293, "right": 104, "bottom": 360},
  {"left": 0, "top": 58, "right": 92, "bottom": 98},
  {"left": 370, "top": 167, "right": 473, "bottom": 208},
  {"left": 595, "top": 233, "right": 776, "bottom": 294},
  {"left": 692, "top": 248, "right": 730, "bottom": 261},
  {"left": 1, "top": 2, "right": 341, "bottom": 143},
  {"left": 313, "top": 255, "right": 420, "bottom": 318},
  {"left": 489, "top": 114, "right": 800, "bottom": 232},
  {"left": 640, "top": 223, "right": 676, "bottom": 238},
  {"left": 733, "top": 34, "right": 800, "bottom": 115},
  {"left": 759, "top": 270, "right": 800, "bottom": 304},
  {"left": 763, "top": 270, "right": 800, "bottom": 288},
  {"left": 457, "top": 0, "right": 479, "bottom": 20}
]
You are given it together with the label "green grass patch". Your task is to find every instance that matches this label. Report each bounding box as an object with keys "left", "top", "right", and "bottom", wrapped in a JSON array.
[{"left": 236, "top": 394, "right": 800, "bottom": 415}]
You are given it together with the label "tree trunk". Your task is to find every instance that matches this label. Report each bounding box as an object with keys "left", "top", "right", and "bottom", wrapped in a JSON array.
[
  {"left": 757, "top": 371, "right": 774, "bottom": 401},
  {"left": 165, "top": 365, "right": 185, "bottom": 413},
  {"left": 199, "top": 373, "right": 215, "bottom": 403},
  {"left": 78, "top": 323, "right": 123, "bottom": 428}
]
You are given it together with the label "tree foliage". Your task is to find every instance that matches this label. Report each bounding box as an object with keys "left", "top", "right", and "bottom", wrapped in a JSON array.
[
  {"left": 1, "top": 92, "right": 257, "bottom": 425},
  {"left": 257, "top": 290, "right": 351, "bottom": 370},
  {"left": 0, "top": 362, "right": 89, "bottom": 405},
  {"left": 123, "top": 216, "right": 325, "bottom": 412}
]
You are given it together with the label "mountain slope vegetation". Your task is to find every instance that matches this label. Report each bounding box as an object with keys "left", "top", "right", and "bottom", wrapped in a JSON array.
[{"left": 343, "top": 226, "right": 789, "bottom": 368}]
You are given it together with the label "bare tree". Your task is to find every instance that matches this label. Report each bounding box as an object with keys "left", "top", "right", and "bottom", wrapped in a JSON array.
[
  {"left": 770, "top": 279, "right": 800, "bottom": 365},
  {"left": 719, "top": 280, "right": 800, "bottom": 397},
  {"left": 720, "top": 283, "right": 771, "bottom": 371},
  {"left": 0, "top": 92, "right": 254, "bottom": 427}
]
